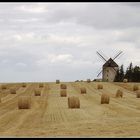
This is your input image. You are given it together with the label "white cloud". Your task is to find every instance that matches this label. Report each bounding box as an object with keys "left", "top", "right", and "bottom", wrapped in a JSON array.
[
  {"left": 48, "top": 54, "right": 73, "bottom": 63},
  {"left": 10, "top": 18, "right": 39, "bottom": 23},
  {"left": 13, "top": 34, "right": 23, "bottom": 41},
  {"left": 15, "top": 62, "right": 27, "bottom": 67},
  {"left": 47, "top": 34, "right": 82, "bottom": 45},
  {"left": 36, "top": 54, "right": 73, "bottom": 66},
  {"left": 36, "top": 59, "right": 48, "bottom": 66},
  {"left": 13, "top": 32, "right": 35, "bottom": 41},
  {"left": 1, "top": 59, "right": 10, "bottom": 64},
  {"left": 17, "top": 4, "right": 48, "bottom": 13}
]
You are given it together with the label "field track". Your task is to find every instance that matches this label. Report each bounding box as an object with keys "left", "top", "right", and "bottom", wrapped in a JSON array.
[{"left": 0, "top": 82, "right": 140, "bottom": 137}]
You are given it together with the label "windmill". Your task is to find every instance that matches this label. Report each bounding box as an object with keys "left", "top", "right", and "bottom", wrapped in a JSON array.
[{"left": 96, "top": 50, "right": 123, "bottom": 82}]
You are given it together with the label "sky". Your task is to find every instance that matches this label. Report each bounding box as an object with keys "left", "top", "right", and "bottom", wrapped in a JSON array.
[{"left": 0, "top": 2, "right": 140, "bottom": 82}]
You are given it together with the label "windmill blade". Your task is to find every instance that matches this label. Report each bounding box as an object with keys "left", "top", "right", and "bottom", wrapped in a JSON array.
[
  {"left": 96, "top": 51, "right": 107, "bottom": 62},
  {"left": 113, "top": 51, "right": 123, "bottom": 60},
  {"left": 116, "top": 52, "right": 124, "bottom": 60},
  {"left": 97, "top": 70, "right": 102, "bottom": 77},
  {"left": 98, "top": 51, "right": 108, "bottom": 61}
]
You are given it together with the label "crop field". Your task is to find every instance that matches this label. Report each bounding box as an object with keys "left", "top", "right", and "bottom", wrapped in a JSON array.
[{"left": 0, "top": 81, "right": 140, "bottom": 137}]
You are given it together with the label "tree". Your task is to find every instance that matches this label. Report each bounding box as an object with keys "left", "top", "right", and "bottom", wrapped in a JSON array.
[
  {"left": 132, "top": 66, "right": 140, "bottom": 82},
  {"left": 114, "top": 65, "right": 124, "bottom": 82},
  {"left": 114, "top": 69, "right": 120, "bottom": 82},
  {"left": 119, "top": 65, "right": 125, "bottom": 82},
  {"left": 114, "top": 62, "right": 140, "bottom": 82},
  {"left": 124, "top": 62, "right": 133, "bottom": 82}
]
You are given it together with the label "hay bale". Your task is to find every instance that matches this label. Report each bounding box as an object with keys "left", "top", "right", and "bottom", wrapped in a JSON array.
[
  {"left": 116, "top": 89, "right": 123, "bottom": 98},
  {"left": 87, "top": 79, "right": 91, "bottom": 83},
  {"left": 39, "top": 83, "right": 44, "bottom": 88},
  {"left": 133, "top": 84, "right": 139, "bottom": 91},
  {"left": 22, "top": 83, "right": 26, "bottom": 88},
  {"left": 68, "top": 96, "right": 80, "bottom": 108},
  {"left": 18, "top": 96, "right": 31, "bottom": 109},
  {"left": 1, "top": 85, "right": 7, "bottom": 90},
  {"left": 101, "top": 93, "right": 110, "bottom": 104},
  {"left": 10, "top": 88, "right": 16, "bottom": 94},
  {"left": 136, "top": 90, "right": 140, "bottom": 98},
  {"left": 34, "top": 89, "right": 41, "bottom": 96},
  {"left": 60, "top": 84, "right": 67, "bottom": 89},
  {"left": 123, "top": 79, "right": 128, "bottom": 83},
  {"left": 60, "top": 89, "right": 67, "bottom": 97},
  {"left": 80, "top": 87, "right": 86, "bottom": 94},
  {"left": 97, "top": 84, "right": 103, "bottom": 89},
  {"left": 56, "top": 80, "right": 60, "bottom": 84}
]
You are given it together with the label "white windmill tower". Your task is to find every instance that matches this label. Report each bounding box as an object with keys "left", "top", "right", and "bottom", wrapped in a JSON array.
[{"left": 96, "top": 51, "right": 123, "bottom": 82}]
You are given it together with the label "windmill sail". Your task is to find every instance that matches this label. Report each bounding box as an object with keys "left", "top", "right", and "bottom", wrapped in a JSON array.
[
  {"left": 113, "top": 51, "right": 123, "bottom": 60},
  {"left": 96, "top": 50, "right": 122, "bottom": 82},
  {"left": 96, "top": 51, "right": 107, "bottom": 62}
]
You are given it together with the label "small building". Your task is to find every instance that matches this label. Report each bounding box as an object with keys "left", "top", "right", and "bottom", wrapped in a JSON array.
[{"left": 102, "top": 58, "right": 119, "bottom": 82}]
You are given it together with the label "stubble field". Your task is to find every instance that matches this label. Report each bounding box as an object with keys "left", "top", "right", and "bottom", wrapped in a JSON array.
[{"left": 0, "top": 81, "right": 140, "bottom": 137}]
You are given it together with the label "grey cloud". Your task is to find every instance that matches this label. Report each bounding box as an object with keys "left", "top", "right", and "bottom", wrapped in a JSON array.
[
  {"left": 1, "top": 3, "right": 140, "bottom": 31},
  {"left": 39, "top": 3, "right": 140, "bottom": 29},
  {"left": 0, "top": 3, "right": 139, "bottom": 82}
]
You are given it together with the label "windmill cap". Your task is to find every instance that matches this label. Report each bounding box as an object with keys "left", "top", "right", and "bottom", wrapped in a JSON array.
[{"left": 103, "top": 58, "right": 118, "bottom": 67}]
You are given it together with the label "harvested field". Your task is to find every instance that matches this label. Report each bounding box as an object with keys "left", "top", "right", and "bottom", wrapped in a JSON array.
[{"left": 0, "top": 82, "right": 139, "bottom": 137}]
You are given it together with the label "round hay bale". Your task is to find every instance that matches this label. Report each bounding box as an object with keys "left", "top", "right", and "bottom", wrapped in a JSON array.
[
  {"left": 34, "top": 89, "right": 41, "bottom": 96},
  {"left": 60, "top": 89, "right": 67, "bottom": 97},
  {"left": 123, "top": 79, "right": 128, "bottom": 83},
  {"left": 60, "top": 84, "right": 67, "bottom": 89},
  {"left": 56, "top": 80, "right": 60, "bottom": 84},
  {"left": 136, "top": 90, "right": 140, "bottom": 98},
  {"left": 133, "top": 84, "right": 139, "bottom": 91},
  {"left": 68, "top": 96, "right": 80, "bottom": 108},
  {"left": 22, "top": 83, "right": 26, "bottom": 88},
  {"left": 1, "top": 85, "right": 7, "bottom": 90},
  {"left": 10, "top": 88, "right": 16, "bottom": 94},
  {"left": 80, "top": 87, "right": 86, "bottom": 94},
  {"left": 116, "top": 89, "right": 123, "bottom": 98},
  {"left": 87, "top": 79, "right": 91, "bottom": 83},
  {"left": 97, "top": 84, "right": 103, "bottom": 89},
  {"left": 39, "top": 83, "right": 44, "bottom": 88},
  {"left": 18, "top": 96, "right": 31, "bottom": 109},
  {"left": 101, "top": 93, "right": 110, "bottom": 104}
]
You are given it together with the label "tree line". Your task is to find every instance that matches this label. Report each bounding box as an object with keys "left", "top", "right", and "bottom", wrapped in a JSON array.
[{"left": 114, "top": 62, "right": 140, "bottom": 82}]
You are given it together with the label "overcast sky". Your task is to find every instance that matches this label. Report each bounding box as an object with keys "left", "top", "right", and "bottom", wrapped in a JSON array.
[{"left": 0, "top": 2, "right": 140, "bottom": 82}]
